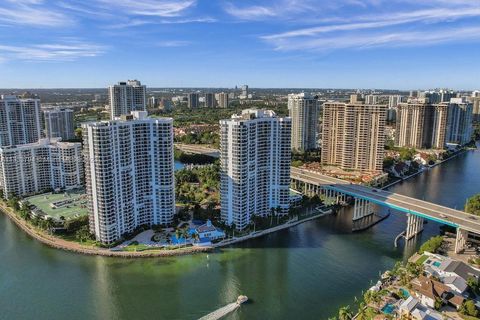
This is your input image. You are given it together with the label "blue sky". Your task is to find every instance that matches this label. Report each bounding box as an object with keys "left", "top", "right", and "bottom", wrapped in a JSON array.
[{"left": 0, "top": 0, "right": 479, "bottom": 89}]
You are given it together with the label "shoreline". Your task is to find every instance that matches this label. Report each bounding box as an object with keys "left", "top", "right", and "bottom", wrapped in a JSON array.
[
  {"left": 0, "top": 200, "right": 331, "bottom": 258},
  {"left": 0, "top": 202, "right": 213, "bottom": 258},
  {"left": 212, "top": 208, "right": 332, "bottom": 248},
  {"left": 1, "top": 146, "right": 472, "bottom": 258},
  {"left": 381, "top": 148, "right": 469, "bottom": 190}
]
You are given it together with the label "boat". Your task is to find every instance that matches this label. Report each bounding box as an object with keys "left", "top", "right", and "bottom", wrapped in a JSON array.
[{"left": 237, "top": 295, "right": 248, "bottom": 304}]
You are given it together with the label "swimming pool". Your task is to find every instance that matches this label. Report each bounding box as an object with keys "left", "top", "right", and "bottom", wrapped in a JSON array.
[
  {"left": 381, "top": 303, "right": 395, "bottom": 314},
  {"left": 400, "top": 288, "right": 410, "bottom": 297},
  {"left": 433, "top": 261, "right": 441, "bottom": 267}
]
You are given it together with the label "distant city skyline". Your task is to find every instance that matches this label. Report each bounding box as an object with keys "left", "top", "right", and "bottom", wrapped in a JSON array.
[{"left": 0, "top": 1, "right": 479, "bottom": 89}]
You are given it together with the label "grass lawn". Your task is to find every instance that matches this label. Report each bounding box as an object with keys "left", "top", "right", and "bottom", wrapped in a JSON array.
[
  {"left": 416, "top": 254, "right": 429, "bottom": 265},
  {"left": 25, "top": 189, "right": 88, "bottom": 220},
  {"left": 122, "top": 243, "right": 160, "bottom": 252}
]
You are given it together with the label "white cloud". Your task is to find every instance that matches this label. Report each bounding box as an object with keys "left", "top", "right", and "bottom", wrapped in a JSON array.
[
  {"left": 0, "top": 2, "right": 69, "bottom": 27},
  {"left": 0, "top": 41, "right": 106, "bottom": 61},
  {"left": 268, "top": 26, "right": 480, "bottom": 51},
  {"left": 98, "top": 0, "right": 196, "bottom": 17},
  {"left": 156, "top": 40, "right": 191, "bottom": 47},
  {"left": 224, "top": 4, "right": 276, "bottom": 20},
  {"left": 224, "top": 0, "right": 318, "bottom": 20},
  {"left": 264, "top": 7, "right": 480, "bottom": 40}
]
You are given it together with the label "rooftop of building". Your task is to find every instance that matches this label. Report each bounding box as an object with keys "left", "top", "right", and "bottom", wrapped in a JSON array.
[
  {"left": 24, "top": 189, "right": 88, "bottom": 221},
  {"left": 224, "top": 108, "right": 284, "bottom": 122},
  {"left": 83, "top": 111, "right": 172, "bottom": 127},
  {"left": 0, "top": 138, "right": 80, "bottom": 151}
]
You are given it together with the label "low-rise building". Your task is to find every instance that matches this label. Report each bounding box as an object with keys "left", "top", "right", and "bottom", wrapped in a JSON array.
[{"left": 193, "top": 220, "right": 225, "bottom": 241}]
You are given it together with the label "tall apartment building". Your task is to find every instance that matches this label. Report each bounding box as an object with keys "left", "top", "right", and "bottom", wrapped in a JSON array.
[
  {"left": 108, "top": 80, "right": 146, "bottom": 119},
  {"left": 0, "top": 95, "right": 42, "bottom": 147},
  {"left": 365, "top": 95, "right": 379, "bottom": 105},
  {"left": 148, "top": 96, "right": 158, "bottom": 109},
  {"left": 44, "top": 108, "right": 75, "bottom": 141},
  {"left": 430, "top": 104, "right": 448, "bottom": 149},
  {"left": 205, "top": 93, "right": 216, "bottom": 108},
  {"left": 0, "top": 138, "right": 83, "bottom": 198},
  {"left": 386, "top": 95, "right": 402, "bottom": 122},
  {"left": 220, "top": 109, "right": 291, "bottom": 230},
  {"left": 419, "top": 90, "right": 457, "bottom": 104},
  {"left": 472, "top": 93, "right": 480, "bottom": 122},
  {"left": 82, "top": 111, "right": 175, "bottom": 244},
  {"left": 350, "top": 94, "right": 364, "bottom": 104},
  {"left": 239, "top": 85, "right": 249, "bottom": 99},
  {"left": 396, "top": 103, "right": 449, "bottom": 149},
  {"left": 188, "top": 93, "right": 199, "bottom": 108},
  {"left": 446, "top": 98, "right": 473, "bottom": 145},
  {"left": 395, "top": 103, "right": 428, "bottom": 149},
  {"left": 322, "top": 103, "right": 386, "bottom": 172},
  {"left": 288, "top": 93, "right": 320, "bottom": 152},
  {"left": 217, "top": 92, "right": 229, "bottom": 108}
]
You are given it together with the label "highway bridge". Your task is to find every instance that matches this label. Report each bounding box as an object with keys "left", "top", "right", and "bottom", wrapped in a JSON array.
[{"left": 291, "top": 167, "right": 479, "bottom": 253}]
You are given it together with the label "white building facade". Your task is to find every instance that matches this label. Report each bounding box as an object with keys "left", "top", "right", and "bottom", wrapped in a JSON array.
[
  {"left": 446, "top": 98, "right": 473, "bottom": 146},
  {"left": 82, "top": 111, "right": 175, "bottom": 244},
  {"left": 0, "top": 95, "right": 42, "bottom": 147},
  {"left": 220, "top": 109, "right": 291, "bottom": 230},
  {"left": 0, "top": 138, "right": 83, "bottom": 198},
  {"left": 108, "top": 80, "right": 146, "bottom": 119},
  {"left": 44, "top": 108, "right": 75, "bottom": 141},
  {"left": 288, "top": 93, "right": 320, "bottom": 152}
]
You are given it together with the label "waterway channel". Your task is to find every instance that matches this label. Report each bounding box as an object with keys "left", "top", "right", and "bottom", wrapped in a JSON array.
[{"left": 1, "top": 146, "right": 479, "bottom": 320}]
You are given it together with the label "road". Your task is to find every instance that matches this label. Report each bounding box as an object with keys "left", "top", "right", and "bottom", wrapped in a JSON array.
[
  {"left": 290, "top": 167, "right": 480, "bottom": 234},
  {"left": 174, "top": 144, "right": 220, "bottom": 158}
]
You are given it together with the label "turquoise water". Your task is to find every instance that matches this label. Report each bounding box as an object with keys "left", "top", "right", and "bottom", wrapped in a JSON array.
[
  {"left": 400, "top": 288, "right": 410, "bottom": 297},
  {"left": 174, "top": 160, "right": 185, "bottom": 171},
  {"left": 433, "top": 261, "right": 441, "bottom": 267},
  {"left": 381, "top": 303, "right": 395, "bottom": 314}
]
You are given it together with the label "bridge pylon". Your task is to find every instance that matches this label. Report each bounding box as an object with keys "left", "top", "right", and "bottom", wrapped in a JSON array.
[
  {"left": 455, "top": 228, "right": 468, "bottom": 254},
  {"left": 352, "top": 198, "right": 374, "bottom": 221},
  {"left": 405, "top": 214, "right": 424, "bottom": 240}
]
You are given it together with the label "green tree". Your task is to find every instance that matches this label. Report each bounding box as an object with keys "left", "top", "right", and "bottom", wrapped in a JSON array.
[
  {"left": 383, "top": 156, "right": 395, "bottom": 168},
  {"left": 399, "top": 148, "right": 416, "bottom": 161},
  {"left": 338, "top": 306, "right": 353, "bottom": 320},
  {"left": 419, "top": 236, "right": 443, "bottom": 254},
  {"left": 355, "top": 302, "right": 368, "bottom": 320},
  {"left": 460, "top": 300, "right": 479, "bottom": 317},
  {"left": 467, "top": 277, "right": 480, "bottom": 295},
  {"left": 466, "top": 194, "right": 480, "bottom": 216},
  {"left": 75, "top": 225, "right": 92, "bottom": 243}
]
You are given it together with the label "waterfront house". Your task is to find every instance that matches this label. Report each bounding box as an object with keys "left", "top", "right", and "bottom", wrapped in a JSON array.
[
  {"left": 441, "top": 275, "right": 468, "bottom": 295},
  {"left": 411, "top": 276, "right": 450, "bottom": 308},
  {"left": 438, "top": 259, "right": 480, "bottom": 282},
  {"left": 411, "top": 275, "right": 466, "bottom": 311},
  {"left": 399, "top": 296, "right": 443, "bottom": 320},
  {"left": 194, "top": 220, "right": 225, "bottom": 241}
]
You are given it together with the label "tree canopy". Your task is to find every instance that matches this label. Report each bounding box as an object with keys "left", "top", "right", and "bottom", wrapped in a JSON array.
[{"left": 466, "top": 194, "right": 480, "bottom": 216}]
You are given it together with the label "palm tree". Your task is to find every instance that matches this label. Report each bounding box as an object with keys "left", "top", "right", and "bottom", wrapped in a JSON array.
[
  {"left": 356, "top": 302, "right": 367, "bottom": 320},
  {"left": 175, "top": 228, "right": 181, "bottom": 246},
  {"left": 182, "top": 228, "right": 190, "bottom": 247},
  {"left": 338, "top": 306, "right": 353, "bottom": 320},
  {"left": 166, "top": 233, "right": 172, "bottom": 245},
  {"left": 270, "top": 208, "right": 275, "bottom": 226},
  {"left": 192, "top": 232, "right": 200, "bottom": 243}
]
